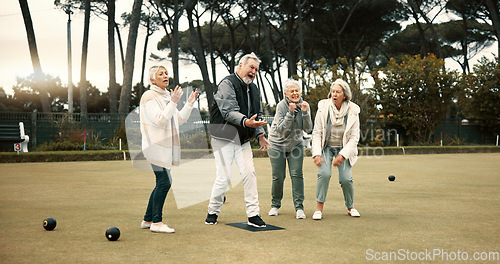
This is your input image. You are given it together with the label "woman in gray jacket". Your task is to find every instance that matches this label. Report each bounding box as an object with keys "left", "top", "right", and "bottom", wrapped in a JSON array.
[{"left": 268, "top": 78, "right": 312, "bottom": 219}]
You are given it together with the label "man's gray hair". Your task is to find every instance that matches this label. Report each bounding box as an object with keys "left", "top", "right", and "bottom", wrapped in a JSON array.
[
  {"left": 148, "top": 65, "right": 167, "bottom": 84},
  {"left": 329, "top": 78, "right": 352, "bottom": 101},
  {"left": 283, "top": 78, "right": 301, "bottom": 95},
  {"left": 239, "top": 52, "right": 261, "bottom": 66}
]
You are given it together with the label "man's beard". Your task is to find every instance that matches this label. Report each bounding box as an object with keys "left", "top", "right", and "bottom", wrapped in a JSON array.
[{"left": 243, "top": 77, "right": 253, "bottom": 85}]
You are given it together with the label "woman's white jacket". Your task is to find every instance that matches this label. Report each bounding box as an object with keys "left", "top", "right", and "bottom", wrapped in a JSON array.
[{"left": 311, "top": 99, "right": 361, "bottom": 166}]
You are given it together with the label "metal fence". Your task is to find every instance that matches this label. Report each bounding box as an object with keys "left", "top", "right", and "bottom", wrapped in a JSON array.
[{"left": 0, "top": 111, "right": 495, "bottom": 152}]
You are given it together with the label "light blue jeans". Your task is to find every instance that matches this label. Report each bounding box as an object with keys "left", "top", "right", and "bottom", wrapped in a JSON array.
[
  {"left": 316, "top": 146, "right": 354, "bottom": 208},
  {"left": 268, "top": 143, "right": 304, "bottom": 211}
]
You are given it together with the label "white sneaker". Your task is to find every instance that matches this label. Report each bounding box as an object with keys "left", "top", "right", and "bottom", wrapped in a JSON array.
[
  {"left": 312, "top": 211, "right": 322, "bottom": 220},
  {"left": 150, "top": 223, "right": 175, "bottom": 233},
  {"left": 141, "top": 220, "right": 151, "bottom": 229},
  {"left": 348, "top": 208, "right": 361, "bottom": 217},
  {"left": 268, "top": 207, "right": 279, "bottom": 216},
  {"left": 296, "top": 210, "right": 306, "bottom": 219}
]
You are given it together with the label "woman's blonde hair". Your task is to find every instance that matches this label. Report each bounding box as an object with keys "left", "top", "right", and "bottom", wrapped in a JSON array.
[
  {"left": 148, "top": 65, "right": 167, "bottom": 84},
  {"left": 328, "top": 78, "right": 352, "bottom": 101}
]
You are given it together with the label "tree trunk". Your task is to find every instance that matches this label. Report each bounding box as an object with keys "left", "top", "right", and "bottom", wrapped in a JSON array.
[
  {"left": 484, "top": 0, "right": 500, "bottom": 56},
  {"left": 119, "top": 0, "right": 143, "bottom": 115},
  {"left": 185, "top": 0, "right": 214, "bottom": 112},
  {"left": 108, "top": 0, "right": 117, "bottom": 113},
  {"left": 140, "top": 17, "right": 151, "bottom": 97},
  {"left": 297, "top": 0, "right": 306, "bottom": 93},
  {"left": 79, "top": 0, "right": 91, "bottom": 115},
  {"left": 408, "top": 0, "right": 444, "bottom": 58},
  {"left": 171, "top": 0, "right": 181, "bottom": 86},
  {"left": 114, "top": 22, "right": 126, "bottom": 74},
  {"left": 18, "top": 0, "right": 50, "bottom": 112}
]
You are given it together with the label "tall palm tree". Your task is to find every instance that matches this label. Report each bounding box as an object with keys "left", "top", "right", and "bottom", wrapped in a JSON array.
[{"left": 18, "top": 0, "right": 50, "bottom": 112}]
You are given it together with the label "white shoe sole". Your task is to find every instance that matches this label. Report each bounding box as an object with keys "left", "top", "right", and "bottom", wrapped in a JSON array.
[
  {"left": 268, "top": 208, "right": 279, "bottom": 216},
  {"left": 312, "top": 211, "right": 322, "bottom": 220},
  {"left": 151, "top": 229, "right": 175, "bottom": 233},
  {"left": 247, "top": 222, "right": 266, "bottom": 228},
  {"left": 141, "top": 221, "right": 152, "bottom": 229},
  {"left": 296, "top": 210, "right": 306, "bottom": 219}
]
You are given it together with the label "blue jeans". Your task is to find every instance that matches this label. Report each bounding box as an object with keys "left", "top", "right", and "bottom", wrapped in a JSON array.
[
  {"left": 268, "top": 143, "right": 305, "bottom": 211},
  {"left": 144, "top": 164, "right": 172, "bottom": 223},
  {"left": 316, "top": 146, "right": 354, "bottom": 208}
]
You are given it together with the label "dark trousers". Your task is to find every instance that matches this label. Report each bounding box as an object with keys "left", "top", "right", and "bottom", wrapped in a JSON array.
[{"left": 144, "top": 164, "right": 172, "bottom": 223}]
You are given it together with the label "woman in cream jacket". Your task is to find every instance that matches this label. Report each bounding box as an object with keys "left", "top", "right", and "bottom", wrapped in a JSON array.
[
  {"left": 140, "top": 65, "right": 198, "bottom": 233},
  {"left": 311, "top": 78, "right": 361, "bottom": 220}
]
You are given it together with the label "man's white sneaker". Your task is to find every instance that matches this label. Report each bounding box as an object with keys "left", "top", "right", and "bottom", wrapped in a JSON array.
[
  {"left": 150, "top": 223, "right": 175, "bottom": 233},
  {"left": 296, "top": 209, "right": 306, "bottom": 219},
  {"left": 268, "top": 207, "right": 279, "bottom": 216},
  {"left": 348, "top": 208, "right": 361, "bottom": 217},
  {"left": 141, "top": 220, "right": 152, "bottom": 229},
  {"left": 312, "top": 211, "right": 322, "bottom": 220}
]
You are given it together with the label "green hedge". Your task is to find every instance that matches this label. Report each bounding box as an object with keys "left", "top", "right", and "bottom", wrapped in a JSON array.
[
  {"left": 0, "top": 146, "right": 498, "bottom": 163},
  {"left": 0, "top": 150, "right": 129, "bottom": 163}
]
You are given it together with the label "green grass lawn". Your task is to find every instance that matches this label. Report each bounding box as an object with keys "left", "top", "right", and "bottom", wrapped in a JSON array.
[{"left": 0, "top": 153, "right": 499, "bottom": 263}]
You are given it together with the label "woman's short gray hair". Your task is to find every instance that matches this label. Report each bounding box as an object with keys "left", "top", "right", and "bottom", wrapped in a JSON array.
[
  {"left": 148, "top": 65, "right": 167, "bottom": 84},
  {"left": 329, "top": 78, "right": 352, "bottom": 101},
  {"left": 283, "top": 78, "right": 301, "bottom": 95},
  {"left": 239, "top": 52, "right": 261, "bottom": 66}
]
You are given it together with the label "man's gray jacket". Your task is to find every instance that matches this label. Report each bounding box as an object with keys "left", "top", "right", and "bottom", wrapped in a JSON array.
[{"left": 209, "top": 73, "right": 265, "bottom": 144}]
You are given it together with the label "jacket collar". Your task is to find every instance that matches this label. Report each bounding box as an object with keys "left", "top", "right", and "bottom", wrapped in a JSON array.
[{"left": 234, "top": 73, "right": 246, "bottom": 86}]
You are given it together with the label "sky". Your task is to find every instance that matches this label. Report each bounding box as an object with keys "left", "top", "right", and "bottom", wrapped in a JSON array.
[
  {"left": 0, "top": 1, "right": 498, "bottom": 106},
  {"left": 0, "top": 0, "right": 209, "bottom": 97}
]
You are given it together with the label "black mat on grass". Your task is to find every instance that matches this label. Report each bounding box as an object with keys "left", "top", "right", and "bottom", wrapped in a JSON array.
[{"left": 226, "top": 222, "right": 285, "bottom": 232}]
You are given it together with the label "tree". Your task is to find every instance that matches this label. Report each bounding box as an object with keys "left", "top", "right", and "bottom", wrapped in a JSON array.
[
  {"left": 54, "top": 0, "right": 98, "bottom": 115},
  {"left": 478, "top": 0, "right": 500, "bottom": 56},
  {"left": 371, "top": 54, "right": 457, "bottom": 144},
  {"left": 108, "top": 0, "right": 118, "bottom": 113},
  {"left": 445, "top": 0, "right": 497, "bottom": 74},
  {"left": 79, "top": 0, "right": 91, "bottom": 115},
  {"left": 18, "top": 0, "right": 51, "bottom": 112},
  {"left": 121, "top": 3, "right": 161, "bottom": 97},
  {"left": 184, "top": 0, "right": 215, "bottom": 110},
  {"left": 299, "top": 57, "right": 375, "bottom": 138},
  {"left": 305, "top": 0, "right": 407, "bottom": 69},
  {"left": 11, "top": 74, "right": 67, "bottom": 112},
  {"left": 0, "top": 87, "right": 16, "bottom": 111},
  {"left": 457, "top": 56, "right": 500, "bottom": 138},
  {"left": 150, "top": 0, "right": 189, "bottom": 87},
  {"left": 384, "top": 20, "right": 494, "bottom": 73},
  {"left": 119, "top": 0, "right": 143, "bottom": 115}
]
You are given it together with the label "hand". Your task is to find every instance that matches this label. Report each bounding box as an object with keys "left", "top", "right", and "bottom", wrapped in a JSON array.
[
  {"left": 313, "top": 155, "right": 324, "bottom": 167},
  {"left": 333, "top": 154, "right": 345, "bottom": 167},
  {"left": 289, "top": 103, "right": 297, "bottom": 112},
  {"left": 298, "top": 101, "right": 309, "bottom": 111},
  {"left": 244, "top": 114, "right": 268, "bottom": 128},
  {"left": 170, "top": 85, "right": 183, "bottom": 104},
  {"left": 258, "top": 133, "right": 270, "bottom": 150},
  {"left": 187, "top": 88, "right": 198, "bottom": 104}
]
